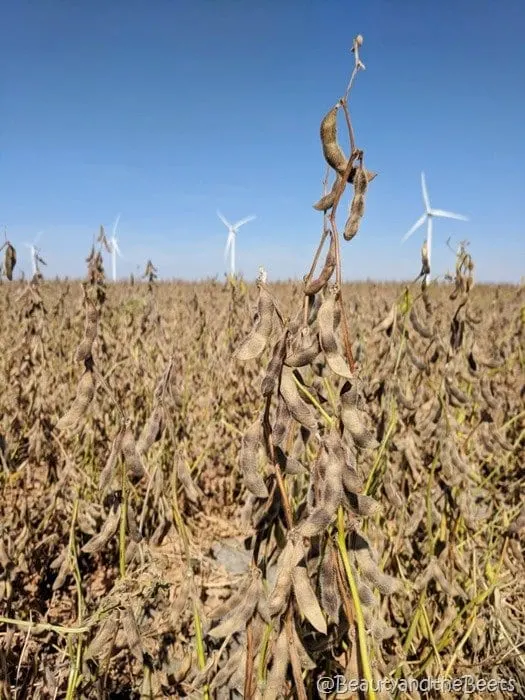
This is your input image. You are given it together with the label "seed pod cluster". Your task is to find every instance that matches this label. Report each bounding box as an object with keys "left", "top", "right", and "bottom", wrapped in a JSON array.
[
  {"left": 136, "top": 359, "right": 173, "bottom": 456},
  {"left": 97, "top": 224, "right": 112, "bottom": 253},
  {"left": 100, "top": 359, "right": 174, "bottom": 495},
  {"left": 314, "top": 95, "right": 377, "bottom": 236},
  {"left": 75, "top": 291, "right": 99, "bottom": 363},
  {"left": 409, "top": 304, "right": 433, "bottom": 339},
  {"left": 268, "top": 535, "right": 305, "bottom": 617},
  {"left": 84, "top": 612, "right": 120, "bottom": 662},
  {"left": 284, "top": 327, "right": 320, "bottom": 368},
  {"left": 2, "top": 242, "right": 17, "bottom": 281},
  {"left": 56, "top": 281, "right": 103, "bottom": 434},
  {"left": 208, "top": 568, "right": 266, "bottom": 638},
  {"left": 350, "top": 531, "right": 399, "bottom": 596},
  {"left": 300, "top": 432, "right": 344, "bottom": 537},
  {"left": 81, "top": 502, "right": 121, "bottom": 554},
  {"left": 213, "top": 38, "right": 407, "bottom": 697},
  {"left": 340, "top": 381, "right": 378, "bottom": 450}
]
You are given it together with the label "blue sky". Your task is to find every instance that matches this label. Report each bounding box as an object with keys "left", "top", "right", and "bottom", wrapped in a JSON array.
[{"left": 1, "top": 0, "right": 524, "bottom": 282}]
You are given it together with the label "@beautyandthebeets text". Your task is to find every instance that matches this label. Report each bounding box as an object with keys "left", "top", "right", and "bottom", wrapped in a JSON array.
[{"left": 316, "top": 674, "right": 516, "bottom": 695}]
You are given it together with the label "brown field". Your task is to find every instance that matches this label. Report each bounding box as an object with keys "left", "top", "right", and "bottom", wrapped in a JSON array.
[{"left": 0, "top": 273, "right": 523, "bottom": 699}]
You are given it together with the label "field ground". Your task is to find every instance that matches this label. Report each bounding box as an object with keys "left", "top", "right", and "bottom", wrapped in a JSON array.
[{"left": 0, "top": 276, "right": 523, "bottom": 699}]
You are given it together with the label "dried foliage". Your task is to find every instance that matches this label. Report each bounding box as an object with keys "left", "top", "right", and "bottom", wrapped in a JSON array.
[
  {"left": 0, "top": 37, "right": 523, "bottom": 700},
  {"left": 1, "top": 238, "right": 17, "bottom": 281}
]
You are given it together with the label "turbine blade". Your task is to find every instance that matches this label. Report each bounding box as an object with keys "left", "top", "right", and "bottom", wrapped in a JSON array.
[
  {"left": 402, "top": 213, "right": 427, "bottom": 242},
  {"left": 430, "top": 209, "right": 469, "bottom": 221},
  {"left": 224, "top": 232, "right": 233, "bottom": 259},
  {"left": 421, "top": 172, "right": 430, "bottom": 212},
  {"left": 217, "top": 210, "right": 231, "bottom": 229},
  {"left": 113, "top": 214, "right": 121, "bottom": 236},
  {"left": 34, "top": 231, "right": 43, "bottom": 245},
  {"left": 427, "top": 217, "right": 433, "bottom": 271},
  {"left": 233, "top": 215, "right": 256, "bottom": 230}
]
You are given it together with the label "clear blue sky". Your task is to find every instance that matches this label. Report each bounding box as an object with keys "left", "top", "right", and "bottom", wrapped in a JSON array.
[{"left": 1, "top": 0, "right": 524, "bottom": 282}]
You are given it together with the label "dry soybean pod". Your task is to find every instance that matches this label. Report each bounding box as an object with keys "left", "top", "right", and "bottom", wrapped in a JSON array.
[
  {"left": 136, "top": 405, "right": 163, "bottom": 456},
  {"left": 234, "top": 282, "right": 275, "bottom": 361},
  {"left": 121, "top": 426, "right": 147, "bottom": 479},
  {"left": 269, "top": 537, "right": 304, "bottom": 616},
  {"left": 304, "top": 235, "right": 336, "bottom": 295},
  {"left": 262, "top": 627, "right": 290, "bottom": 700},
  {"left": 291, "top": 565, "right": 327, "bottom": 634},
  {"left": 177, "top": 459, "right": 202, "bottom": 503},
  {"left": 121, "top": 605, "right": 144, "bottom": 664},
  {"left": 55, "top": 368, "right": 95, "bottom": 432},
  {"left": 351, "top": 532, "right": 399, "bottom": 595},
  {"left": 75, "top": 292, "right": 98, "bottom": 363},
  {"left": 99, "top": 426, "right": 125, "bottom": 491},
  {"left": 320, "top": 103, "right": 348, "bottom": 174},
  {"left": 284, "top": 327, "right": 320, "bottom": 368},
  {"left": 208, "top": 580, "right": 260, "bottom": 638},
  {"left": 271, "top": 395, "right": 292, "bottom": 446},
  {"left": 317, "top": 286, "right": 353, "bottom": 379},
  {"left": 240, "top": 418, "right": 268, "bottom": 498},
  {"left": 319, "top": 539, "right": 341, "bottom": 623},
  {"left": 261, "top": 329, "right": 288, "bottom": 397},
  {"left": 343, "top": 165, "right": 369, "bottom": 241},
  {"left": 279, "top": 367, "right": 318, "bottom": 432},
  {"left": 409, "top": 304, "right": 433, "bottom": 339},
  {"left": 81, "top": 504, "right": 121, "bottom": 554},
  {"left": 3, "top": 243, "right": 16, "bottom": 280},
  {"left": 313, "top": 174, "right": 343, "bottom": 212}
]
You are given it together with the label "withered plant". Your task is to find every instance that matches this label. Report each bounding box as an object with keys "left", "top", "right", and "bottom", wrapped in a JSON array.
[
  {"left": 203, "top": 36, "right": 401, "bottom": 699},
  {"left": 0, "top": 37, "right": 523, "bottom": 700},
  {"left": 143, "top": 259, "right": 158, "bottom": 291},
  {"left": 0, "top": 231, "right": 17, "bottom": 282}
]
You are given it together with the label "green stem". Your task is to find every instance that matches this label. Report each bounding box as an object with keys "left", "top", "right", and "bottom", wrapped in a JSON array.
[
  {"left": 119, "top": 459, "right": 128, "bottom": 578},
  {"left": 337, "top": 507, "right": 377, "bottom": 700}
]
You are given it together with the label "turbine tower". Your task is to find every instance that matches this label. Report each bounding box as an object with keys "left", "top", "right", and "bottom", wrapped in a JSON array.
[
  {"left": 109, "top": 214, "right": 122, "bottom": 282},
  {"left": 402, "top": 172, "right": 468, "bottom": 282},
  {"left": 24, "top": 231, "right": 43, "bottom": 278},
  {"left": 217, "top": 211, "right": 256, "bottom": 277}
]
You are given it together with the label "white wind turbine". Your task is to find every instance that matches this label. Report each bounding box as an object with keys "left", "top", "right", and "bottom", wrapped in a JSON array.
[
  {"left": 217, "top": 210, "right": 256, "bottom": 277},
  {"left": 402, "top": 172, "right": 468, "bottom": 281},
  {"left": 109, "top": 214, "right": 122, "bottom": 282},
  {"left": 24, "top": 231, "right": 43, "bottom": 277}
]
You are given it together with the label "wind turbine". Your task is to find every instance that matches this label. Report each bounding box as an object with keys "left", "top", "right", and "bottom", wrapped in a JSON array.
[
  {"left": 217, "top": 211, "right": 256, "bottom": 277},
  {"left": 24, "top": 231, "right": 43, "bottom": 278},
  {"left": 109, "top": 214, "right": 122, "bottom": 282},
  {"left": 402, "top": 172, "right": 468, "bottom": 281}
]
